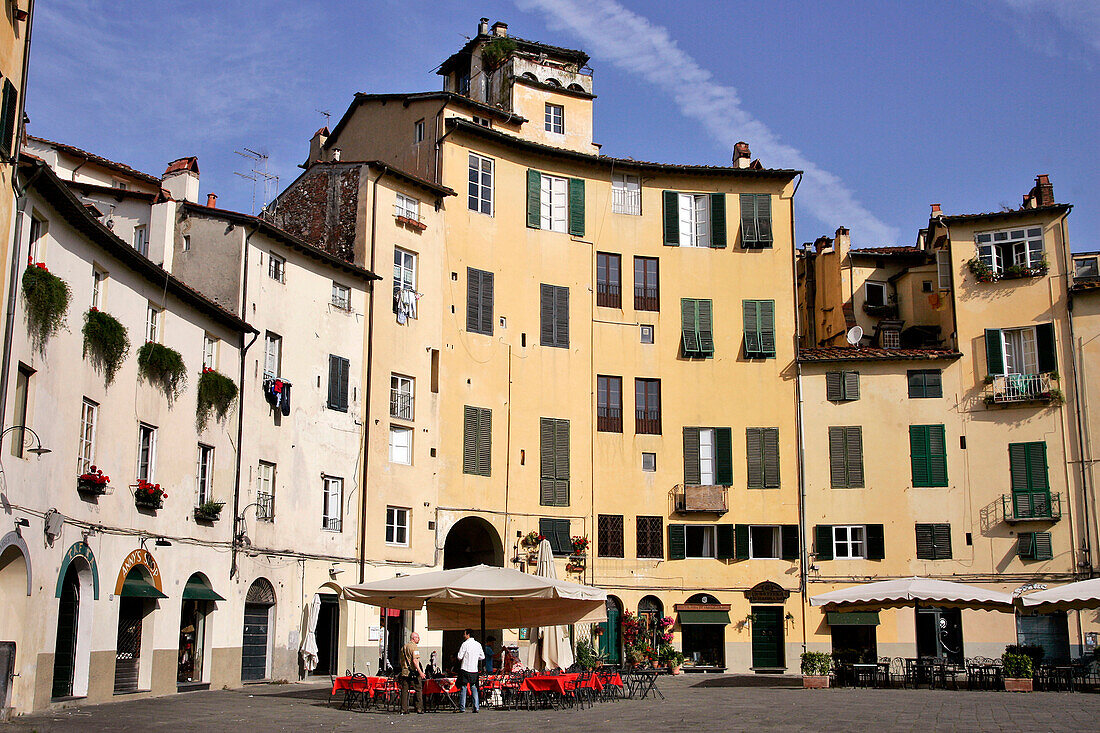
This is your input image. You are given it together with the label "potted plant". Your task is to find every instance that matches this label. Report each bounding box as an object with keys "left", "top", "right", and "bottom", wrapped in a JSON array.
[
  {"left": 196, "top": 367, "right": 239, "bottom": 430},
  {"left": 77, "top": 466, "right": 110, "bottom": 495},
  {"left": 575, "top": 636, "right": 603, "bottom": 671},
  {"left": 967, "top": 257, "right": 998, "bottom": 283},
  {"left": 137, "top": 341, "right": 188, "bottom": 404},
  {"left": 21, "top": 262, "right": 72, "bottom": 355},
  {"left": 801, "top": 651, "right": 832, "bottom": 689},
  {"left": 1002, "top": 651, "right": 1034, "bottom": 692},
  {"left": 571, "top": 535, "right": 589, "bottom": 555},
  {"left": 83, "top": 308, "right": 130, "bottom": 386},
  {"left": 133, "top": 479, "right": 167, "bottom": 509},
  {"left": 565, "top": 561, "right": 585, "bottom": 574},
  {"left": 521, "top": 531, "right": 543, "bottom": 548},
  {"left": 194, "top": 500, "right": 225, "bottom": 522}
]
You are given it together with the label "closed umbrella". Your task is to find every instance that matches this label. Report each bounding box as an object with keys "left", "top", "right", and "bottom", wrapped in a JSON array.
[
  {"left": 525, "top": 540, "right": 575, "bottom": 672},
  {"left": 1019, "top": 578, "right": 1100, "bottom": 612},
  {"left": 300, "top": 593, "right": 321, "bottom": 674},
  {"left": 810, "top": 577, "right": 1015, "bottom": 611}
]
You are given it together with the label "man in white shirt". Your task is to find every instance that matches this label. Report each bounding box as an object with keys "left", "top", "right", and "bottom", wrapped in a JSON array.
[{"left": 456, "top": 628, "right": 485, "bottom": 712}]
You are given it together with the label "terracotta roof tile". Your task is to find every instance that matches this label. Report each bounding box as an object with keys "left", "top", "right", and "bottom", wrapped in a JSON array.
[
  {"left": 26, "top": 135, "right": 161, "bottom": 185},
  {"left": 851, "top": 246, "right": 924, "bottom": 256},
  {"left": 941, "top": 204, "right": 1070, "bottom": 223},
  {"left": 799, "top": 347, "right": 962, "bottom": 363},
  {"left": 163, "top": 156, "right": 198, "bottom": 176}
]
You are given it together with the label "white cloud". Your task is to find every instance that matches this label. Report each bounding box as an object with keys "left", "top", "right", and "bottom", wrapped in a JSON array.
[
  {"left": 997, "top": 0, "right": 1100, "bottom": 56},
  {"left": 515, "top": 0, "right": 899, "bottom": 245}
]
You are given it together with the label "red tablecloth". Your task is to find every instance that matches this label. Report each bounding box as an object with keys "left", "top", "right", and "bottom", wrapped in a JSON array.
[
  {"left": 423, "top": 678, "right": 459, "bottom": 695},
  {"left": 597, "top": 672, "right": 624, "bottom": 688},
  {"left": 519, "top": 676, "right": 570, "bottom": 695},
  {"left": 331, "top": 675, "right": 387, "bottom": 695}
]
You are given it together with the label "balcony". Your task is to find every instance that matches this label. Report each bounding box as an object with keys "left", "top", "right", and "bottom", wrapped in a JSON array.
[
  {"left": 984, "top": 373, "right": 1061, "bottom": 406},
  {"left": 596, "top": 406, "right": 622, "bottom": 433},
  {"left": 322, "top": 515, "right": 342, "bottom": 532},
  {"left": 256, "top": 491, "right": 275, "bottom": 522},
  {"left": 1002, "top": 492, "right": 1061, "bottom": 523},
  {"left": 612, "top": 187, "right": 641, "bottom": 216},
  {"left": 635, "top": 408, "right": 661, "bottom": 435},
  {"left": 390, "top": 390, "right": 413, "bottom": 420},
  {"left": 862, "top": 302, "right": 898, "bottom": 318},
  {"left": 634, "top": 286, "right": 659, "bottom": 312},
  {"left": 596, "top": 281, "right": 621, "bottom": 309},
  {"left": 673, "top": 484, "right": 728, "bottom": 514}
]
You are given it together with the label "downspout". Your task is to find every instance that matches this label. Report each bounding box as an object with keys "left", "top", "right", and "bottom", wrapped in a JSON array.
[
  {"left": 231, "top": 224, "right": 259, "bottom": 579},
  {"left": 10, "top": 0, "right": 33, "bottom": 194},
  {"left": 788, "top": 173, "right": 809, "bottom": 655},
  {"left": 358, "top": 165, "right": 385, "bottom": 583}
]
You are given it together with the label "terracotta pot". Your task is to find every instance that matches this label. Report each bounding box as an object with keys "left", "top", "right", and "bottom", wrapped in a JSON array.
[
  {"left": 1004, "top": 677, "right": 1033, "bottom": 692},
  {"left": 670, "top": 665, "right": 682, "bottom": 675},
  {"left": 803, "top": 675, "right": 830, "bottom": 689},
  {"left": 650, "top": 660, "right": 659, "bottom": 669}
]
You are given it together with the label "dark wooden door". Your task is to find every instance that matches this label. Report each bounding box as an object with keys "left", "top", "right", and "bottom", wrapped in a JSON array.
[
  {"left": 113, "top": 598, "right": 143, "bottom": 692},
  {"left": 241, "top": 603, "right": 270, "bottom": 681},
  {"left": 598, "top": 600, "right": 621, "bottom": 663},
  {"left": 751, "top": 606, "right": 785, "bottom": 669},
  {"left": 52, "top": 569, "right": 79, "bottom": 698}
]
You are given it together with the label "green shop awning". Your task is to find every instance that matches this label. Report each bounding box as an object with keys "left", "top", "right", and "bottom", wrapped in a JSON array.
[
  {"left": 119, "top": 577, "right": 168, "bottom": 599},
  {"left": 678, "top": 610, "right": 730, "bottom": 625},
  {"left": 827, "top": 612, "right": 880, "bottom": 626},
  {"left": 182, "top": 579, "right": 226, "bottom": 602}
]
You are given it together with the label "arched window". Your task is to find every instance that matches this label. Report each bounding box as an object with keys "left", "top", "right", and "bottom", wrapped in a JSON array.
[
  {"left": 544, "top": 77, "right": 562, "bottom": 87},
  {"left": 567, "top": 83, "right": 585, "bottom": 92},
  {"left": 638, "top": 595, "right": 664, "bottom": 649},
  {"left": 521, "top": 72, "right": 538, "bottom": 81}
]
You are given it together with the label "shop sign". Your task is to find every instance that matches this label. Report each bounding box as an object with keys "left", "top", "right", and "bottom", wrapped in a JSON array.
[
  {"left": 744, "top": 581, "right": 790, "bottom": 603},
  {"left": 56, "top": 541, "right": 100, "bottom": 599},
  {"left": 114, "top": 548, "right": 162, "bottom": 595}
]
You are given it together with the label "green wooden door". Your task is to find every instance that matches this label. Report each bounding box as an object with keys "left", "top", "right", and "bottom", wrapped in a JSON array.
[
  {"left": 751, "top": 606, "right": 785, "bottom": 669},
  {"left": 598, "top": 599, "right": 621, "bottom": 664}
]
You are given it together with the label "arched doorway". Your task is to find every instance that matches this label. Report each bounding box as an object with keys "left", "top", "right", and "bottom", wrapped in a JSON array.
[
  {"left": 113, "top": 565, "right": 165, "bottom": 693},
  {"left": 242, "top": 578, "right": 276, "bottom": 681},
  {"left": 682, "top": 592, "right": 729, "bottom": 671},
  {"left": 312, "top": 583, "right": 345, "bottom": 676},
  {"left": 0, "top": 538, "right": 30, "bottom": 711},
  {"left": 597, "top": 596, "right": 622, "bottom": 664},
  {"left": 638, "top": 595, "right": 664, "bottom": 651},
  {"left": 441, "top": 517, "right": 504, "bottom": 668},
  {"left": 178, "top": 573, "right": 224, "bottom": 684}
]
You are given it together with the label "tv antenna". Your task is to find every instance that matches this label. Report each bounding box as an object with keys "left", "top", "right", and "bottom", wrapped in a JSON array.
[
  {"left": 316, "top": 108, "right": 331, "bottom": 127},
  {"left": 233, "top": 147, "right": 279, "bottom": 215}
]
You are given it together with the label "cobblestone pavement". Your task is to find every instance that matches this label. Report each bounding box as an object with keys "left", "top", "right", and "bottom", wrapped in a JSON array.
[{"left": 11, "top": 676, "right": 1100, "bottom": 732}]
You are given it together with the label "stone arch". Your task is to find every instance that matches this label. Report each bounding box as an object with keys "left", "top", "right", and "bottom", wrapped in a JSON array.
[
  {"left": 544, "top": 77, "right": 562, "bottom": 87},
  {"left": 0, "top": 531, "right": 31, "bottom": 595},
  {"left": 246, "top": 577, "right": 277, "bottom": 605},
  {"left": 521, "top": 71, "right": 538, "bottom": 81},
  {"left": 567, "top": 83, "right": 585, "bottom": 92},
  {"left": 56, "top": 541, "right": 99, "bottom": 600},
  {"left": 242, "top": 577, "right": 276, "bottom": 681},
  {"left": 443, "top": 516, "right": 504, "bottom": 569}
]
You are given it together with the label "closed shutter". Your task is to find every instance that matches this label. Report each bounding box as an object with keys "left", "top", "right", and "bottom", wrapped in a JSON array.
[
  {"left": 759, "top": 300, "right": 776, "bottom": 356},
  {"left": 477, "top": 408, "right": 491, "bottom": 477},
  {"left": 668, "top": 523, "right": 686, "bottom": 560},
  {"left": 697, "top": 299, "right": 714, "bottom": 355},
  {"left": 865, "top": 524, "right": 885, "bottom": 560},
  {"left": 910, "top": 425, "right": 931, "bottom": 487},
  {"left": 826, "top": 372, "right": 843, "bottom": 402},
  {"left": 681, "top": 299, "right": 700, "bottom": 353},
  {"left": 479, "top": 271, "right": 494, "bottom": 335},
  {"left": 814, "top": 525, "right": 834, "bottom": 560},
  {"left": 928, "top": 425, "right": 947, "bottom": 486},
  {"left": 540, "top": 284, "right": 555, "bottom": 346},
  {"left": 327, "top": 355, "right": 341, "bottom": 410},
  {"left": 1009, "top": 443, "right": 1028, "bottom": 493},
  {"left": 781, "top": 525, "right": 799, "bottom": 560},
  {"left": 932, "top": 523, "right": 952, "bottom": 559},
  {"left": 756, "top": 194, "right": 772, "bottom": 244},
  {"left": 829, "top": 427, "right": 848, "bottom": 488},
  {"left": 555, "top": 520, "right": 571, "bottom": 555},
  {"left": 555, "top": 286, "right": 569, "bottom": 348},
  {"left": 568, "top": 178, "right": 585, "bottom": 237},
  {"left": 740, "top": 193, "right": 757, "bottom": 246},
  {"left": 710, "top": 193, "right": 726, "bottom": 248},
  {"left": 683, "top": 427, "right": 701, "bottom": 485},
  {"left": 1036, "top": 322, "right": 1057, "bottom": 373},
  {"left": 555, "top": 418, "right": 570, "bottom": 506},
  {"left": 843, "top": 371, "right": 860, "bottom": 400},
  {"left": 762, "top": 427, "right": 780, "bottom": 488},
  {"left": 915, "top": 524, "right": 935, "bottom": 560},
  {"left": 463, "top": 406, "right": 478, "bottom": 474},
  {"left": 463, "top": 407, "right": 491, "bottom": 476},
  {"left": 746, "top": 427, "right": 764, "bottom": 489},
  {"left": 715, "top": 427, "right": 733, "bottom": 486},
  {"left": 716, "top": 524, "right": 735, "bottom": 560},
  {"left": 1033, "top": 532, "right": 1053, "bottom": 560},
  {"left": 466, "top": 269, "right": 480, "bottom": 332},
  {"left": 526, "top": 170, "right": 541, "bottom": 228},
  {"left": 846, "top": 426, "right": 864, "bottom": 487},
  {"left": 926, "top": 370, "right": 943, "bottom": 398},
  {"left": 985, "top": 329, "right": 1005, "bottom": 375},
  {"left": 0, "top": 79, "right": 15, "bottom": 159},
  {"left": 743, "top": 300, "right": 760, "bottom": 354},
  {"left": 662, "top": 190, "right": 679, "bottom": 246},
  {"left": 540, "top": 418, "right": 556, "bottom": 505},
  {"left": 735, "top": 524, "right": 750, "bottom": 560},
  {"left": 907, "top": 370, "right": 924, "bottom": 398}
]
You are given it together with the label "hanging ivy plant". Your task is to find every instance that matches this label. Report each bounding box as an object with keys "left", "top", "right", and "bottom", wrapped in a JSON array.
[
  {"left": 21, "top": 264, "right": 71, "bottom": 354},
  {"left": 137, "top": 341, "right": 187, "bottom": 404},
  {"left": 82, "top": 308, "right": 130, "bottom": 386},
  {"left": 196, "top": 368, "right": 238, "bottom": 430}
]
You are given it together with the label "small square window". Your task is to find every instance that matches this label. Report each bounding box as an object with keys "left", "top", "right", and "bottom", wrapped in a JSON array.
[
  {"left": 640, "top": 325, "right": 654, "bottom": 344},
  {"left": 641, "top": 452, "right": 656, "bottom": 472},
  {"left": 922, "top": 280, "right": 933, "bottom": 293},
  {"left": 881, "top": 328, "right": 900, "bottom": 349},
  {"left": 268, "top": 252, "right": 286, "bottom": 283},
  {"left": 331, "top": 282, "right": 351, "bottom": 310}
]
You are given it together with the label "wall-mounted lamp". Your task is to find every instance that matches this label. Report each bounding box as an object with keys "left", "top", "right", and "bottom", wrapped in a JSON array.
[
  {"left": 155, "top": 538, "right": 172, "bottom": 547},
  {"left": 14, "top": 517, "right": 29, "bottom": 528},
  {"left": 0, "top": 425, "right": 50, "bottom": 456}
]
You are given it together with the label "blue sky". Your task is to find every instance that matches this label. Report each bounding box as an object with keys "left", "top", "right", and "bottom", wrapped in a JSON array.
[{"left": 27, "top": 0, "right": 1100, "bottom": 250}]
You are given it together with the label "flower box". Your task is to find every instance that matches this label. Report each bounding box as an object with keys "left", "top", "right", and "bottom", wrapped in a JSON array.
[
  {"left": 194, "top": 501, "right": 225, "bottom": 522},
  {"left": 395, "top": 215, "right": 427, "bottom": 231},
  {"left": 1004, "top": 677, "right": 1032, "bottom": 692},
  {"left": 133, "top": 480, "right": 167, "bottom": 510},
  {"left": 803, "top": 675, "right": 831, "bottom": 689},
  {"left": 77, "top": 467, "right": 110, "bottom": 495}
]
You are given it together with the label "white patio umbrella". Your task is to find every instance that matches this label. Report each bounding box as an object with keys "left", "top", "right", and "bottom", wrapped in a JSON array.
[
  {"left": 810, "top": 577, "right": 1016, "bottom": 611},
  {"left": 299, "top": 593, "right": 321, "bottom": 674},
  {"left": 1019, "top": 578, "right": 1100, "bottom": 612},
  {"left": 526, "top": 539, "right": 575, "bottom": 672}
]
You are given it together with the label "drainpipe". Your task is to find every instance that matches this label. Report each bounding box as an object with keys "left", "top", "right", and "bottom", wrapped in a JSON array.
[
  {"left": 231, "top": 224, "right": 259, "bottom": 579},
  {"left": 788, "top": 173, "right": 809, "bottom": 655}
]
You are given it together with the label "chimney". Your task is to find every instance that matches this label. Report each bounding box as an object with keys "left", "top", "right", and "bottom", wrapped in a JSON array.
[
  {"left": 308, "top": 126, "right": 329, "bottom": 166},
  {"left": 478, "top": 17, "right": 490, "bottom": 36},
  {"left": 332, "top": 148, "right": 341, "bottom": 162},
  {"left": 1033, "top": 174, "right": 1054, "bottom": 207},
  {"left": 161, "top": 156, "right": 200, "bottom": 203},
  {"left": 733, "top": 141, "right": 751, "bottom": 169},
  {"left": 491, "top": 21, "right": 508, "bottom": 37},
  {"left": 930, "top": 203, "right": 941, "bottom": 216},
  {"left": 206, "top": 193, "right": 217, "bottom": 208},
  {"left": 834, "top": 227, "right": 851, "bottom": 258}
]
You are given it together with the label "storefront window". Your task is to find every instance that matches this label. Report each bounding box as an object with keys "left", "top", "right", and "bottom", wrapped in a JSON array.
[{"left": 177, "top": 599, "right": 206, "bottom": 683}]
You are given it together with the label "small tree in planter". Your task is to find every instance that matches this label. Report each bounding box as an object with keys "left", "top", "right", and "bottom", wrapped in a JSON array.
[
  {"left": 137, "top": 342, "right": 187, "bottom": 404},
  {"left": 133, "top": 480, "right": 167, "bottom": 509},
  {"left": 21, "top": 263, "right": 71, "bottom": 354},
  {"left": 83, "top": 308, "right": 130, "bottom": 386},
  {"left": 1002, "top": 651, "right": 1034, "bottom": 691},
  {"left": 194, "top": 500, "right": 225, "bottom": 522},
  {"left": 196, "top": 367, "right": 238, "bottom": 430},
  {"left": 801, "top": 651, "right": 832, "bottom": 688}
]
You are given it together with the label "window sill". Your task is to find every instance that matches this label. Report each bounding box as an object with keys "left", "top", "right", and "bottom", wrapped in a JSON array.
[
  {"left": 114, "top": 689, "right": 152, "bottom": 696},
  {"left": 385, "top": 542, "right": 410, "bottom": 548}
]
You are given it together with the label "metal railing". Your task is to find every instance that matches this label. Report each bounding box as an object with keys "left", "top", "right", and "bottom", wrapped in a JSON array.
[
  {"left": 1003, "top": 492, "right": 1061, "bottom": 522},
  {"left": 390, "top": 390, "right": 413, "bottom": 420},
  {"left": 597, "top": 406, "right": 622, "bottom": 433},
  {"left": 988, "top": 373, "right": 1054, "bottom": 403},
  {"left": 596, "top": 281, "right": 621, "bottom": 308},
  {"left": 612, "top": 187, "right": 641, "bottom": 215},
  {"left": 256, "top": 492, "right": 275, "bottom": 522},
  {"left": 635, "top": 408, "right": 661, "bottom": 435},
  {"left": 322, "top": 515, "right": 342, "bottom": 532},
  {"left": 634, "top": 286, "right": 659, "bottom": 312}
]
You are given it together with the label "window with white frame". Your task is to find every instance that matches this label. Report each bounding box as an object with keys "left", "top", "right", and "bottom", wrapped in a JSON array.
[
  {"left": 685, "top": 525, "right": 716, "bottom": 558},
  {"left": 544, "top": 103, "right": 564, "bottom": 134},
  {"left": 393, "top": 248, "right": 417, "bottom": 320},
  {"left": 468, "top": 153, "right": 494, "bottom": 215},
  {"left": 833, "top": 525, "right": 866, "bottom": 559},
  {"left": 471, "top": 115, "right": 492, "bottom": 128},
  {"left": 256, "top": 461, "right": 275, "bottom": 521},
  {"left": 145, "top": 303, "right": 160, "bottom": 343},
  {"left": 749, "top": 526, "right": 780, "bottom": 559},
  {"left": 540, "top": 174, "right": 568, "bottom": 232},
  {"left": 395, "top": 193, "right": 419, "bottom": 221},
  {"left": 27, "top": 215, "right": 44, "bottom": 263},
  {"left": 202, "top": 334, "right": 217, "bottom": 370},
  {"left": 1003, "top": 326, "right": 1039, "bottom": 375},
  {"left": 137, "top": 423, "right": 157, "bottom": 482},
  {"left": 133, "top": 226, "right": 148, "bottom": 257},
  {"left": 389, "top": 425, "right": 412, "bottom": 465},
  {"left": 91, "top": 267, "right": 105, "bottom": 309},
  {"left": 413, "top": 119, "right": 425, "bottom": 144},
  {"left": 77, "top": 398, "right": 98, "bottom": 475},
  {"left": 612, "top": 173, "right": 641, "bottom": 215},
  {"left": 976, "top": 227, "right": 1044, "bottom": 274},
  {"left": 268, "top": 252, "right": 285, "bottom": 282},
  {"left": 641, "top": 452, "right": 656, "bottom": 472},
  {"left": 263, "top": 332, "right": 281, "bottom": 378},
  {"left": 331, "top": 282, "right": 351, "bottom": 311},
  {"left": 678, "top": 193, "right": 711, "bottom": 247},
  {"left": 865, "top": 281, "right": 887, "bottom": 307},
  {"left": 390, "top": 374, "right": 414, "bottom": 420},
  {"left": 936, "top": 250, "right": 952, "bottom": 289},
  {"left": 322, "top": 476, "right": 343, "bottom": 531},
  {"left": 196, "top": 444, "right": 214, "bottom": 504},
  {"left": 386, "top": 506, "right": 409, "bottom": 546},
  {"left": 698, "top": 428, "right": 716, "bottom": 485}
]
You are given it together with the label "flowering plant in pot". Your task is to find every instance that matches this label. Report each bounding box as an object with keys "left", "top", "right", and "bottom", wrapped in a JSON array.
[
  {"left": 77, "top": 466, "right": 110, "bottom": 495},
  {"left": 133, "top": 479, "right": 167, "bottom": 509},
  {"left": 522, "top": 531, "right": 543, "bottom": 547},
  {"left": 571, "top": 535, "right": 590, "bottom": 555}
]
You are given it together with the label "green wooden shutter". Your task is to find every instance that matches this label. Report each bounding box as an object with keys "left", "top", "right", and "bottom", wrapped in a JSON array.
[
  {"left": 932, "top": 523, "right": 952, "bottom": 560},
  {"left": 540, "top": 417, "right": 555, "bottom": 505},
  {"left": 814, "top": 525, "right": 834, "bottom": 560},
  {"left": 1036, "top": 322, "right": 1057, "bottom": 373},
  {"left": 1009, "top": 443, "right": 1029, "bottom": 493},
  {"left": 927, "top": 370, "right": 943, "bottom": 398},
  {"left": 1017, "top": 532, "right": 1035, "bottom": 559},
  {"left": 846, "top": 426, "right": 864, "bottom": 487},
  {"left": 710, "top": 193, "right": 726, "bottom": 248},
  {"left": 466, "top": 268, "right": 480, "bottom": 332},
  {"left": 826, "top": 372, "right": 843, "bottom": 401},
  {"left": 540, "top": 284, "right": 554, "bottom": 346},
  {"left": 477, "top": 408, "right": 492, "bottom": 477},
  {"left": 568, "top": 178, "right": 585, "bottom": 237},
  {"left": 759, "top": 300, "right": 776, "bottom": 356},
  {"left": 910, "top": 425, "right": 931, "bottom": 487},
  {"left": 985, "top": 329, "right": 1005, "bottom": 375},
  {"left": 915, "top": 524, "right": 934, "bottom": 559},
  {"left": 555, "top": 519, "right": 571, "bottom": 555},
  {"left": 715, "top": 427, "right": 733, "bottom": 486},
  {"left": 843, "top": 371, "right": 860, "bottom": 401},
  {"left": 683, "top": 427, "right": 701, "bottom": 485},
  {"left": 716, "top": 524, "right": 735, "bottom": 560},
  {"left": 668, "top": 524, "right": 686, "bottom": 560},
  {"left": 762, "top": 427, "right": 780, "bottom": 488},
  {"left": 463, "top": 406, "right": 478, "bottom": 474},
  {"left": 907, "top": 370, "right": 923, "bottom": 399},
  {"left": 735, "top": 524, "right": 750, "bottom": 560},
  {"left": 1033, "top": 532, "right": 1053, "bottom": 560},
  {"left": 327, "top": 355, "right": 341, "bottom": 409},
  {"left": 0, "top": 80, "right": 16, "bottom": 159},
  {"left": 829, "top": 427, "right": 848, "bottom": 488},
  {"left": 743, "top": 300, "right": 760, "bottom": 355},
  {"left": 527, "top": 169, "right": 541, "bottom": 228},
  {"left": 539, "top": 518, "right": 553, "bottom": 548},
  {"left": 555, "top": 286, "right": 569, "bottom": 348},
  {"left": 781, "top": 525, "right": 799, "bottom": 560},
  {"left": 865, "top": 524, "right": 885, "bottom": 560},
  {"left": 756, "top": 194, "right": 773, "bottom": 245},
  {"left": 746, "top": 427, "right": 763, "bottom": 489},
  {"left": 697, "top": 299, "right": 714, "bottom": 355},
  {"left": 928, "top": 425, "right": 947, "bottom": 486},
  {"left": 662, "top": 191, "right": 679, "bottom": 246},
  {"left": 681, "top": 299, "right": 700, "bottom": 354},
  {"left": 1026, "top": 442, "right": 1049, "bottom": 492},
  {"left": 480, "top": 270, "right": 494, "bottom": 335},
  {"left": 555, "top": 418, "right": 570, "bottom": 506},
  {"left": 740, "top": 193, "right": 757, "bottom": 246}
]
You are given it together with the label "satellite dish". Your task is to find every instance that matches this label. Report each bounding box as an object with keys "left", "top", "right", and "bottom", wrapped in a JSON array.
[{"left": 846, "top": 326, "right": 863, "bottom": 346}]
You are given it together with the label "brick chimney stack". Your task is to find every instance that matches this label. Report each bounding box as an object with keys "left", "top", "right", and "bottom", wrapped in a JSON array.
[
  {"left": 206, "top": 193, "right": 217, "bottom": 208},
  {"left": 161, "top": 157, "right": 200, "bottom": 203},
  {"left": 491, "top": 21, "right": 508, "bottom": 37},
  {"left": 733, "top": 141, "right": 751, "bottom": 169},
  {"left": 1033, "top": 174, "right": 1054, "bottom": 207},
  {"left": 930, "top": 203, "right": 941, "bottom": 216}
]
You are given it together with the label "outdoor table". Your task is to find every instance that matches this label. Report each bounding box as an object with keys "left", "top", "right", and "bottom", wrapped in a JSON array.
[
  {"left": 966, "top": 664, "right": 1002, "bottom": 691},
  {"left": 625, "top": 669, "right": 663, "bottom": 700},
  {"left": 331, "top": 675, "right": 387, "bottom": 710},
  {"left": 851, "top": 663, "right": 883, "bottom": 688},
  {"left": 519, "top": 675, "right": 571, "bottom": 695},
  {"left": 904, "top": 658, "right": 939, "bottom": 688},
  {"left": 423, "top": 677, "right": 460, "bottom": 711}
]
